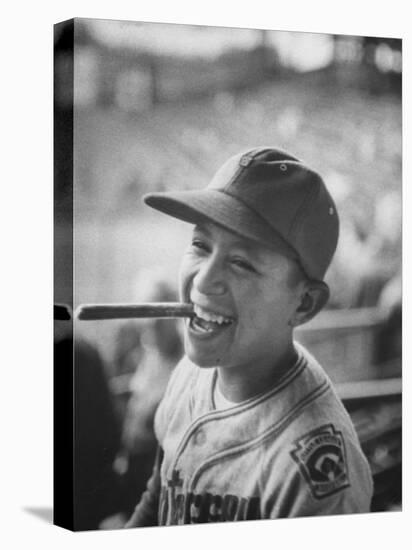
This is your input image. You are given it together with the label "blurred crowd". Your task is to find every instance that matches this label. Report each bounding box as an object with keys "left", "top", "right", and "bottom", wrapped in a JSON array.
[
  {"left": 326, "top": 180, "right": 401, "bottom": 311},
  {"left": 325, "top": 184, "right": 401, "bottom": 365}
]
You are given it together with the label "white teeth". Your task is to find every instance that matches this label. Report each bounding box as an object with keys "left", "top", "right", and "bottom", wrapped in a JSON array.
[{"left": 193, "top": 305, "right": 231, "bottom": 325}]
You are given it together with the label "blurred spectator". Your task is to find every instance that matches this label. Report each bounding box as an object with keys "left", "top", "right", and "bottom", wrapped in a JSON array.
[
  {"left": 112, "top": 270, "right": 183, "bottom": 519},
  {"left": 355, "top": 190, "right": 401, "bottom": 307},
  {"left": 326, "top": 214, "right": 371, "bottom": 308},
  {"left": 122, "top": 318, "right": 183, "bottom": 453},
  {"left": 326, "top": 178, "right": 401, "bottom": 310},
  {"left": 325, "top": 173, "right": 375, "bottom": 308},
  {"left": 113, "top": 322, "right": 143, "bottom": 377},
  {"left": 110, "top": 322, "right": 144, "bottom": 420},
  {"left": 374, "top": 268, "right": 402, "bottom": 364},
  {"left": 72, "top": 339, "right": 123, "bottom": 530}
]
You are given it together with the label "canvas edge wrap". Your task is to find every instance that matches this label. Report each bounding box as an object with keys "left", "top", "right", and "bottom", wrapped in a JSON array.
[{"left": 53, "top": 18, "right": 75, "bottom": 531}]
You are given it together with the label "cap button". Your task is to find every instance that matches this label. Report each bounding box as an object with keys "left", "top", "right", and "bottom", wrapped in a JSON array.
[
  {"left": 280, "top": 163, "right": 287, "bottom": 172},
  {"left": 329, "top": 207, "right": 334, "bottom": 215}
]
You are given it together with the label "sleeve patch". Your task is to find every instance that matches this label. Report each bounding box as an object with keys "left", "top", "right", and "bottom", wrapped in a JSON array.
[{"left": 290, "top": 424, "right": 350, "bottom": 500}]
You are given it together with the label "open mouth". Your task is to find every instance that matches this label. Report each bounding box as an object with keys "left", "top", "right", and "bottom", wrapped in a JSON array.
[{"left": 189, "top": 304, "right": 234, "bottom": 334}]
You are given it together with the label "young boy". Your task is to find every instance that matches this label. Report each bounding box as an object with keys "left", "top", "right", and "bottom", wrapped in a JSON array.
[{"left": 126, "top": 147, "right": 373, "bottom": 526}]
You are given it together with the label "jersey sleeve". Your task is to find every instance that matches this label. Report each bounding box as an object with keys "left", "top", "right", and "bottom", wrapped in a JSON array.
[{"left": 261, "top": 423, "right": 373, "bottom": 518}]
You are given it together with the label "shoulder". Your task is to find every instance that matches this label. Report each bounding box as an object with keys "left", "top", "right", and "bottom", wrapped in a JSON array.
[
  {"left": 291, "top": 344, "right": 372, "bottom": 489},
  {"left": 291, "top": 343, "right": 357, "bottom": 433},
  {"left": 259, "top": 345, "right": 373, "bottom": 516},
  {"left": 260, "top": 418, "right": 373, "bottom": 518}
]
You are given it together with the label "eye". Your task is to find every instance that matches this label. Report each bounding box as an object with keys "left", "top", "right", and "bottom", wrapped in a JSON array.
[
  {"left": 191, "top": 239, "right": 210, "bottom": 253},
  {"left": 230, "top": 257, "right": 256, "bottom": 273}
]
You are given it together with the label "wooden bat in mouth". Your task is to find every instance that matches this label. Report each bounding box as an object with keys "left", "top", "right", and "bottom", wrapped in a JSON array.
[{"left": 76, "top": 302, "right": 194, "bottom": 321}]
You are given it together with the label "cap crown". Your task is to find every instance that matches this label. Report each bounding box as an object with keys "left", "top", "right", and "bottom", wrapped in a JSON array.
[{"left": 208, "top": 148, "right": 339, "bottom": 280}]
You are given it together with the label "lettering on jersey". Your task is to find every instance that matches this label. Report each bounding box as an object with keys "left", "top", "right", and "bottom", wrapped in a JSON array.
[
  {"left": 290, "top": 424, "right": 350, "bottom": 499},
  {"left": 159, "top": 469, "right": 261, "bottom": 524}
]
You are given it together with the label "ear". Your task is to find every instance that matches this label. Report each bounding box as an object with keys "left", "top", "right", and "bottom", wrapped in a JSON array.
[{"left": 290, "top": 281, "right": 330, "bottom": 327}]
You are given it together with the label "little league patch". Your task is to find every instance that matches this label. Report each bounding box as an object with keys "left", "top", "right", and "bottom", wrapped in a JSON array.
[{"left": 291, "top": 424, "right": 350, "bottom": 499}]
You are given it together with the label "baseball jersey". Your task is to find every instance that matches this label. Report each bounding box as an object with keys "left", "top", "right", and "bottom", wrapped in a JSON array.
[{"left": 129, "top": 343, "right": 373, "bottom": 526}]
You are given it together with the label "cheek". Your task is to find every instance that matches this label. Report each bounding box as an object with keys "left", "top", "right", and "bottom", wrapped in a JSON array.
[
  {"left": 244, "top": 288, "right": 297, "bottom": 332},
  {"left": 178, "top": 256, "right": 195, "bottom": 300}
]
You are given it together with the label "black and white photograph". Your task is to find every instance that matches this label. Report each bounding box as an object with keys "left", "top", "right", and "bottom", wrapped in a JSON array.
[
  {"left": 53, "top": 16, "right": 402, "bottom": 532},
  {"left": 4, "top": 3, "right": 409, "bottom": 548}
]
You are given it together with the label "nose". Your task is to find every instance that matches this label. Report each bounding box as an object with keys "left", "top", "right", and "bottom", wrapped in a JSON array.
[{"left": 192, "top": 254, "right": 226, "bottom": 297}]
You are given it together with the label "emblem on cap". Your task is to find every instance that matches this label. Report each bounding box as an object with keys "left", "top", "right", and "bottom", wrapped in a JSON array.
[
  {"left": 291, "top": 424, "right": 350, "bottom": 499},
  {"left": 239, "top": 154, "right": 254, "bottom": 167}
]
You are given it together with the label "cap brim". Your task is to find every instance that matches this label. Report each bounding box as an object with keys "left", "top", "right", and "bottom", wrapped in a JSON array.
[{"left": 143, "top": 189, "right": 299, "bottom": 261}]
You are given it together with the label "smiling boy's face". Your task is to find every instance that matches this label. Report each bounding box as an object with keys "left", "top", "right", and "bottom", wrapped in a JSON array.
[{"left": 179, "top": 221, "right": 305, "bottom": 372}]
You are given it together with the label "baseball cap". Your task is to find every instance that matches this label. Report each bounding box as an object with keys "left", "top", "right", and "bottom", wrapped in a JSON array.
[{"left": 143, "top": 147, "right": 339, "bottom": 281}]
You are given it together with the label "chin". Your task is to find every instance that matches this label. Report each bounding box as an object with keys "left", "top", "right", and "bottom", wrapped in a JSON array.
[
  {"left": 185, "top": 344, "right": 220, "bottom": 369},
  {"left": 187, "top": 352, "right": 217, "bottom": 369}
]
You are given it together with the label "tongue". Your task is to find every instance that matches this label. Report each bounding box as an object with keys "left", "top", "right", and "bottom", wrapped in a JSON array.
[{"left": 196, "top": 317, "right": 218, "bottom": 330}]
